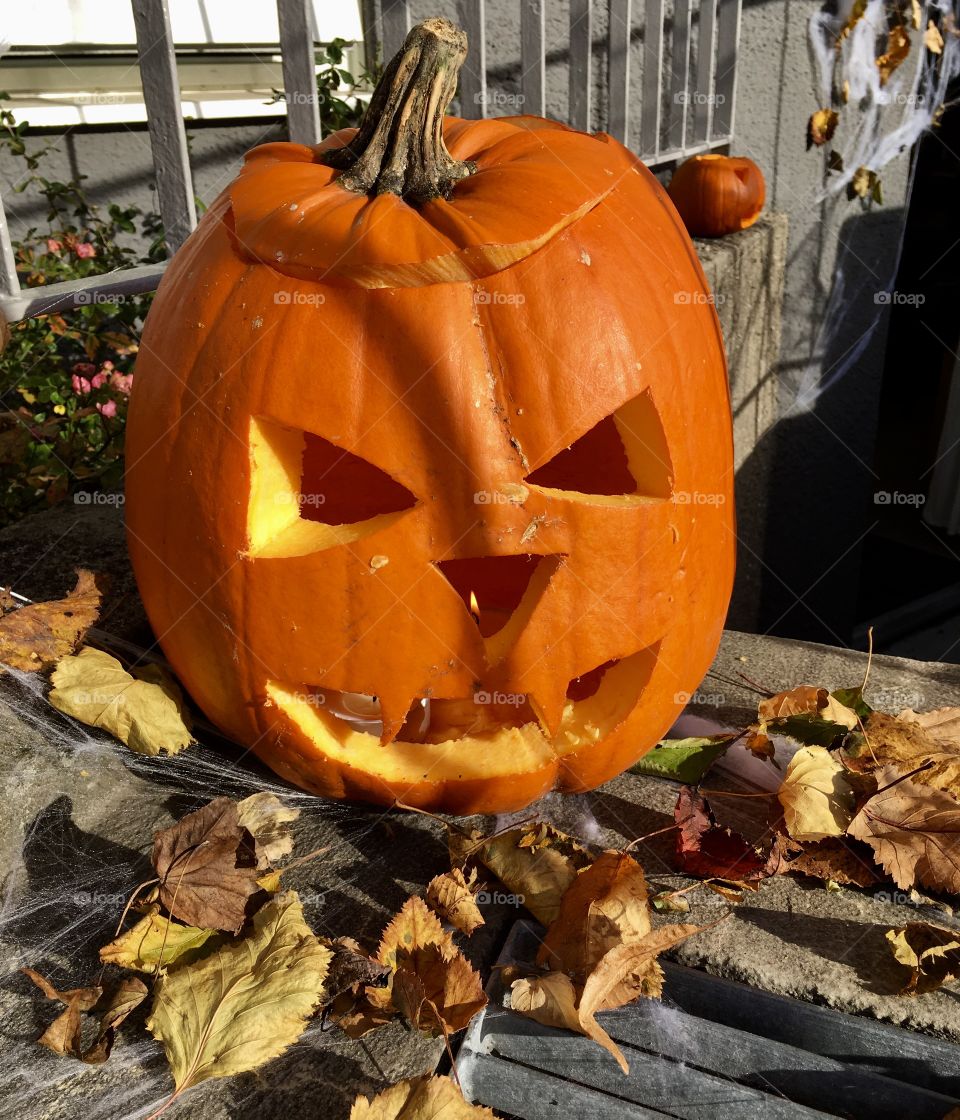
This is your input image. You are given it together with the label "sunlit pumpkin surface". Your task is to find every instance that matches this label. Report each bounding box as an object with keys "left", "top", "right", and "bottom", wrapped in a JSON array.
[{"left": 126, "top": 110, "right": 736, "bottom": 814}]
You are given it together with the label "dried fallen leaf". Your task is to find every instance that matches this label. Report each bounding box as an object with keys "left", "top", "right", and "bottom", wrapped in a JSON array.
[
  {"left": 235, "top": 792, "right": 299, "bottom": 868},
  {"left": 377, "top": 895, "right": 455, "bottom": 970},
  {"left": 323, "top": 937, "right": 390, "bottom": 1005},
  {"left": 0, "top": 570, "right": 102, "bottom": 672},
  {"left": 899, "top": 707, "right": 960, "bottom": 747},
  {"left": 49, "top": 647, "right": 193, "bottom": 756},
  {"left": 848, "top": 767, "right": 960, "bottom": 894},
  {"left": 778, "top": 746, "right": 856, "bottom": 841},
  {"left": 808, "top": 108, "right": 840, "bottom": 147},
  {"left": 846, "top": 711, "right": 960, "bottom": 795},
  {"left": 925, "top": 19, "right": 944, "bottom": 52},
  {"left": 99, "top": 906, "right": 220, "bottom": 973},
  {"left": 426, "top": 867, "right": 484, "bottom": 935},
  {"left": 768, "top": 833, "right": 881, "bottom": 888},
  {"left": 151, "top": 796, "right": 260, "bottom": 933},
  {"left": 350, "top": 1075, "right": 494, "bottom": 1120},
  {"left": 392, "top": 944, "right": 487, "bottom": 1036},
  {"left": 876, "top": 23, "right": 911, "bottom": 84},
  {"left": 148, "top": 891, "right": 331, "bottom": 1100},
  {"left": 22, "top": 969, "right": 102, "bottom": 1058},
  {"left": 82, "top": 977, "right": 149, "bottom": 1064},
  {"left": 652, "top": 891, "right": 691, "bottom": 913},
  {"left": 468, "top": 823, "right": 588, "bottom": 926},
  {"left": 848, "top": 166, "right": 883, "bottom": 203},
  {"left": 674, "top": 787, "right": 770, "bottom": 880},
  {"left": 759, "top": 687, "right": 858, "bottom": 748},
  {"left": 911, "top": 0, "right": 922, "bottom": 29},
  {"left": 536, "top": 851, "right": 652, "bottom": 980},
  {"left": 887, "top": 921, "right": 960, "bottom": 993}
]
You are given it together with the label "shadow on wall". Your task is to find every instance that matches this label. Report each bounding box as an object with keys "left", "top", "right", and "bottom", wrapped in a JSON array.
[{"left": 729, "top": 206, "right": 905, "bottom": 644}]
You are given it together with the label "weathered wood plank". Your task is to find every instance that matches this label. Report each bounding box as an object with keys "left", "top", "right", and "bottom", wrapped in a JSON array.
[
  {"left": 693, "top": 0, "right": 718, "bottom": 142},
  {"left": 0, "top": 263, "right": 167, "bottom": 323},
  {"left": 639, "top": 0, "right": 662, "bottom": 155},
  {"left": 521, "top": 0, "right": 546, "bottom": 117},
  {"left": 668, "top": 0, "right": 692, "bottom": 150},
  {"left": 131, "top": 0, "right": 196, "bottom": 253},
  {"left": 277, "top": 0, "right": 321, "bottom": 144},
  {"left": 381, "top": 0, "right": 410, "bottom": 62},
  {"left": 607, "top": 0, "right": 632, "bottom": 144},
  {"left": 712, "top": 0, "right": 740, "bottom": 137},
  {"left": 458, "top": 0, "right": 487, "bottom": 119},
  {"left": 569, "top": 0, "right": 593, "bottom": 131}
]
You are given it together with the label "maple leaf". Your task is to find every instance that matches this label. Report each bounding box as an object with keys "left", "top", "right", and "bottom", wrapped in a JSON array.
[
  {"left": 148, "top": 892, "right": 331, "bottom": 1100},
  {"left": 536, "top": 851, "right": 652, "bottom": 980},
  {"left": 99, "top": 906, "right": 220, "bottom": 973},
  {"left": 768, "top": 833, "right": 881, "bottom": 888},
  {"left": 886, "top": 921, "right": 960, "bottom": 993},
  {"left": 350, "top": 1076, "right": 494, "bottom": 1120},
  {"left": 674, "top": 787, "right": 770, "bottom": 880},
  {"left": 846, "top": 711, "right": 960, "bottom": 795},
  {"left": 426, "top": 867, "right": 484, "bottom": 934},
  {"left": 0, "top": 570, "right": 102, "bottom": 672},
  {"left": 808, "top": 108, "right": 839, "bottom": 148},
  {"left": 778, "top": 745, "right": 856, "bottom": 841},
  {"left": 49, "top": 647, "right": 193, "bottom": 756},
  {"left": 151, "top": 796, "right": 261, "bottom": 933},
  {"left": 848, "top": 766, "right": 960, "bottom": 894}
]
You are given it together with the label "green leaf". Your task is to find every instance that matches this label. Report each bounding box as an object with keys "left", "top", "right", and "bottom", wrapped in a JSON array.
[
  {"left": 768, "top": 713, "right": 849, "bottom": 747},
  {"left": 831, "top": 686, "right": 872, "bottom": 720},
  {"left": 629, "top": 736, "right": 734, "bottom": 783}
]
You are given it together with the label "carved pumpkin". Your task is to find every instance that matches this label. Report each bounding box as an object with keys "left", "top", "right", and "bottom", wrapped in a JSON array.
[
  {"left": 667, "top": 154, "right": 765, "bottom": 238},
  {"left": 125, "top": 19, "right": 735, "bottom": 814}
]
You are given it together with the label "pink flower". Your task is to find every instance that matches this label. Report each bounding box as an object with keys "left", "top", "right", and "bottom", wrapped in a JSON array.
[
  {"left": 97, "top": 399, "right": 117, "bottom": 418},
  {"left": 75, "top": 242, "right": 96, "bottom": 259},
  {"left": 46, "top": 239, "right": 62, "bottom": 254},
  {"left": 90, "top": 372, "right": 107, "bottom": 390},
  {"left": 109, "top": 371, "right": 134, "bottom": 395},
  {"left": 71, "top": 374, "right": 92, "bottom": 395}
]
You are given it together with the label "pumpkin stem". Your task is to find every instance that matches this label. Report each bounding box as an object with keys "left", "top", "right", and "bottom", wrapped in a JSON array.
[{"left": 320, "top": 18, "right": 476, "bottom": 204}]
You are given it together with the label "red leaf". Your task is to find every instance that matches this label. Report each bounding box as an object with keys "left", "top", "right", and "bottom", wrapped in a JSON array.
[{"left": 674, "top": 787, "right": 769, "bottom": 881}]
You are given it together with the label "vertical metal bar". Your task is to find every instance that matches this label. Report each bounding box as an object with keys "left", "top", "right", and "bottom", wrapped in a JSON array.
[
  {"left": 359, "top": 0, "right": 381, "bottom": 72},
  {"left": 521, "top": 0, "right": 546, "bottom": 117},
  {"left": 131, "top": 0, "right": 196, "bottom": 253},
  {"left": 381, "top": 0, "right": 410, "bottom": 62},
  {"left": 458, "top": 0, "right": 487, "bottom": 119},
  {"left": 712, "top": 0, "right": 741, "bottom": 138},
  {"left": 277, "top": 0, "right": 321, "bottom": 144},
  {"left": 692, "top": 0, "right": 717, "bottom": 143},
  {"left": 607, "top": 0, "right": 631, "bottom": 144},
  {"left": 569, "top": 0, "right": 593, "bottom": 131},
  {"left": 668, "top": 0, "right": 692, "bottom": 151},
  {"left": 639, "top": 0, "right": 661, "bottom": 155},
  {"left": 0, "top": 193, "right": 20, "bottom": 299}
]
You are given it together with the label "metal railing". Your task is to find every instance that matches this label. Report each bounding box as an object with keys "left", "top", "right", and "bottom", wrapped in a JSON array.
[{"left": 0, "top": 0, "right": 741, "bottom": 323}]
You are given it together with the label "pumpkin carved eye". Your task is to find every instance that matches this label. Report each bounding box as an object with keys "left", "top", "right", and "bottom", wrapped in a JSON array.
[
  {"left": 246, "top": 416, "right": 417, "bottom": 558},
  {"left": 524, "top": 389, "right": 674, "bottom": 503}
]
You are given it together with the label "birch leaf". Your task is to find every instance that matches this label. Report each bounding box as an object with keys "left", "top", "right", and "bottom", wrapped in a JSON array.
[
  {"left": 350, "top": 1076, "right": 494, "bottom": 1120},
  {"left": 49, "top": 646, "right": 193, "bottom": 756},
  {"left": 148, "top": 891, "right": 331, "bottom": 1094},
  {"left": 426, "top": 868, "right": 484, "bottom": 935}
]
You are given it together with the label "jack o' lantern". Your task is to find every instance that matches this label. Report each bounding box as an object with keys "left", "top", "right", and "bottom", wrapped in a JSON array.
[
  {"left": 125, "top": 19, "right": 735, "bottom": 814},
  {"left": 667, "top": 154, "right": 765, "bottom": 238}
]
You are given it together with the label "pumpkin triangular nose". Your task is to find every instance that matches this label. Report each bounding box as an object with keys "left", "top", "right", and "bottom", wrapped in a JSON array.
[{"left": 435, "top": 554, "right": 564, "bottom": 664}]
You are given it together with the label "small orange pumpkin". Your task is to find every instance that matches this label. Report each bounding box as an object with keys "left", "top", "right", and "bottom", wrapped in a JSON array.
[
  {"left": 667, "top": 154, "right": 765, "bottom": 238},
  {"left": 125, "top": 19, "right": 735, "bottom": 814}
]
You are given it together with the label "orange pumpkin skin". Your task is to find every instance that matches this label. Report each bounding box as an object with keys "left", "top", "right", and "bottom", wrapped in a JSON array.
[
  {"left": 125, "top": 113, "right": 735, "bottom": 815},
  {"left": 667, "top": 154, "right": 765, "bottom": 238}
]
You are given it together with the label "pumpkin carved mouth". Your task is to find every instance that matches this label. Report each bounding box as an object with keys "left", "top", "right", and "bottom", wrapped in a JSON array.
[{"left": 265, "top": 644, "right": 659, "bottom": 789}]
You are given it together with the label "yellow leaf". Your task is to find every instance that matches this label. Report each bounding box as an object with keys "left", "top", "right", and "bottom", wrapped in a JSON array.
[
  {"left": 99, "top": 907, "right": 219, "bottom": 974},
  {"left": 778, "top": 746, "right": 856, "bottom": 840},
  {"left": 837, "top": 0, "right": 868, "bottom": 45},
  {"left": 49, "top": 647, "right": 193, "bottom": 756},
  {"left": 808, "top": 108, "right": 839, "bottom": 147},
  {"left": 350, "top": 1076, "right": 494, "bottom": 1120},
  {"left": 899, "top": 707, "right": 960, "bottom": 746},
  {"left": 887, "top": 921, "right": 960, "bottom": 993},
  {"left": 911, "top": 0, "right": 922, "bottom": 29},
  {"left": 848, "top": 166, "right": 882, "bottom": 202},
  {"left": 426, "top": 868, "right": 484, "bottom": 935},
  {"left": 924, "top": 19, "right": 944, "bottom": 52},
  {"left": 473, "top": 824, "right": 585, "bottom": 926},
  {"left": 377, "top": 895, "right": 455, "bottom": 970},
  {"left": 876, "top": 24, "right": 911, "bottom": 85},
  {"left": 0, "top": 570, "right": 102, "bottom": 672},
  {"left": 147, "top": 891, "right": 331, "bottom": 1093},
  {"left": 759, "top": 685, "right": 857, "bottom": 729}
]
